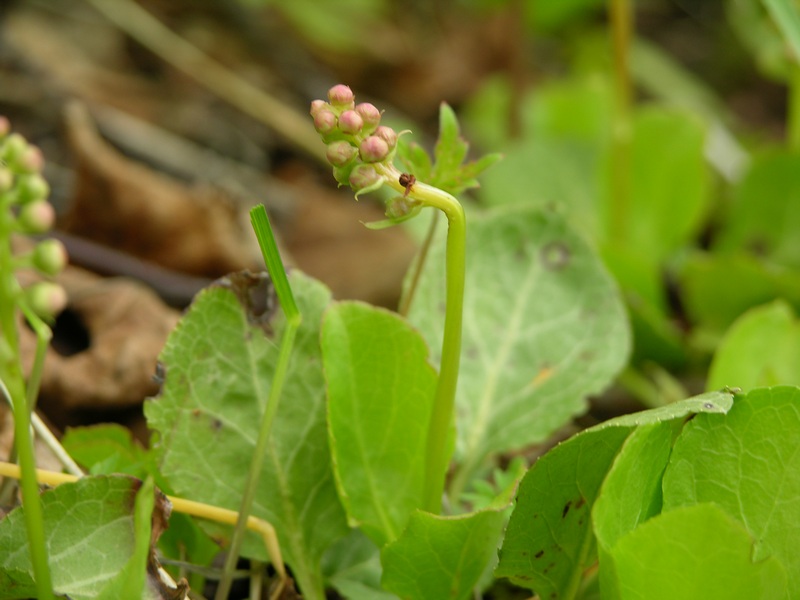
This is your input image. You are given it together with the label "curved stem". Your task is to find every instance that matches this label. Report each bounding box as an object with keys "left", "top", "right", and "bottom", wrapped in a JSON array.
[{"left": 378, "top": 169, "right": 467, "bottom": 513}]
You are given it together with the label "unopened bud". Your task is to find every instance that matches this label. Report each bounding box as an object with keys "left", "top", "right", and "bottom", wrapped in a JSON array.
[
  {"left": 16, "top": 174, "right": 50, "bottom": 204},
  {"left": 374, "top": 125, "right": 398, "bottom": 149},
  {"left": 313, "top": 110, "right": 338, "bottom": 135},
  {"left": 0, "top": 116, "right": 9, "bottom": 139},
  {"left": 355, "top": 103, "right": 381, "bottom": 132},
  {"left": 18, "top": 145, "right": 44, "bottom": 173},
  {"left": 0, "top": 167, "right": 13, "bottom": 193},
  {"left": 326, "top": 140, "right": 358, "bottom": 167},
  {"left": 328, "top": 84, "right": 355, "bottom": 109},
  {"left": 32, "top": 238, "right": 68, "bottom": 276},
  {"left": 310, "top": 99, "right": 327, "bottom": 117},
  {"left": 338, "top": 110, "right": 364, "bottom": 135},
  {"left": 359, "top": 136, "right": 390, "bottom": 163},
  {"left": 17, "top": 199, "right": 55, "bottom": 233},
  {"left": 349, "top": 164, "right": 381, "bottom": 191},
  {"left": 25, "top": 282, "right": 68, "bottom": 318},
  {"left": 1, "top": 133, "right": 27, "bottom": 166},
  {"left": 385, "top": 196, "right": 418, "bottom": 219}
]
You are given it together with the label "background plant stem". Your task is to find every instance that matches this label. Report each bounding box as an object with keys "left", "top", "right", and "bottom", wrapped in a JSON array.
[
  {"left": 608, "top": 0, "right": 633, "bottom": 247},
  {"left": 0, "top": 210, "right": 54, "bottom": 600}
]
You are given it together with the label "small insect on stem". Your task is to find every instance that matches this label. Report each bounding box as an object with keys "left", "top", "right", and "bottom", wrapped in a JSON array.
[{"left": 399, "top": 172, "right": 416, "bottom": 198}]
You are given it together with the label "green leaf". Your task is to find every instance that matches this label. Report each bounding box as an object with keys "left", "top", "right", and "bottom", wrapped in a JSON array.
[
  {"left": 145, "top": 271, "right": 348, "bottom": 599},
  {"left": 679, "top": 251, "right": 800, "bottom": 338},
  {"left": 407, "top": 206, "right": 630, "bottom": 489},
  {"left": 663, "top": 386, "right": 800, "bottom": 597},
  {"left": 496, "top": 391, "right": 734, "bottom": 596},
  {"left": 0, "top": 475, "right": 162, "bottom": 600},
  {"left": 609, "top": 503, "right": 787, "bottom": 599},
  {"left": 707, "top": 301, "right": 800, "bottom": 391},
  {"left": 496, "top": 426, "right": 631, "bottom": 595},
  {"left": 381, "top": 467, "right": 521, "bottom": 600},
  {"left": 63, "top": 424, "right": 158, "bottom": 479},
  {"left": 714, "top": 150, "right": 800, "bottom": 269},
  {"left": 599, "top": 107, "right": 710, "bottom": 261},
  {"left": 321, "top": 530, "right": 399, "bottom": 600},
  {"left": 322, "top": 301, "right": 437, "bottom": 547}
]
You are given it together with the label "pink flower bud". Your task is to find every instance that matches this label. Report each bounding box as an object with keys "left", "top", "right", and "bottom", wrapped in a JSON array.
[
  {"left": 355, "top": 103, "right": 381, "bottom": 132},
  {"left": 313, "top": 109, "right": 338, "bottom": 135},
  {"left": 1, "top": 133, "right": 27, "bottom": 165},
  {"left": 18, "top": 145, "right": 44, "bottom": 173},
  {"left": 374, "top": 125, "right": 398, "bottom": 149},
  {"left": 25, "top": 282, "right": 68, "bottom": 318},
  {"left": 310, "top": 99, "right": 327, "bottom": 117},
  {"left": 359, "top": 136, "right": 390, "bottom": 163},
  {"left": 328, "top": 84, "right": 355, "bottom": 109},
  {"left": 0, "top": 168, "right": 12, "bottom": 193},
  {"left": 385, "top": 196, "right": 417, "bottom": 219},
  {"left": 326, "top": 140, "right": 358, "bottom": 167},
  {"left": 32, "top": 238, "right": 68, "bottom": 276},
  {"left": 0, "top": 116, "right": 9, "bottom": 138},
  {"left": 17, "top": 199, "right": 55, "bottom": 233},
  {"left": 349, "top": 164, "right": 381, "bottom": 190},
  {"left": 338, "top": 110, "right": 364, "bottom": 135}
]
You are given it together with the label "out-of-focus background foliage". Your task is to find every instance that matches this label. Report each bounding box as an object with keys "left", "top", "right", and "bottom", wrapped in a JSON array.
[{"left": 0, "top": 0, "right": 797, "bottom": 472}]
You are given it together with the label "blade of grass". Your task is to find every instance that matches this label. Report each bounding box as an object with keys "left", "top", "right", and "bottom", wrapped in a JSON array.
[
  {"left": 214, "top": 205, "right": 301, "bottom": 600},
  {"left": 763, "top": 0, "right": 800, "bottom": 150}
]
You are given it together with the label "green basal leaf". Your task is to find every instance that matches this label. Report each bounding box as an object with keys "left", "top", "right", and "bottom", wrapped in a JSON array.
[
  {"left": 707, "top": 300, "right": 800, "bottom": 391},
  {"left": 322, "top": 301, "right": 436, "bottom": 547},
  {"left": 679, "top": 251, "right": 800, "bottom": 339},
  {"left": 496, "top": 390, "right": 734, "bottom": 596},
  {"left": 321, "top": 530, "right": 399, "bottom": 600},
  {"left": 609, "top": 504, "right": 788, "bottom": 599},
  {"left": 663, "top": 386, "right": 800, "bottom": 597},
  {"left": 381, "top": 462, "right": 523, "bottom": 600},
  {"left": 145, "top": 271, "right": 348, "bottom": 600},
  {"left": 0, "top": 475, "right": 164, "bottom": 600},
  {"left": 407, "top": 206, "right": 629, "bottom": 491},
  {"left": 714, "top": 150, "right": 800, "bottom": 269},
  {"left": 433, "top": 103, "right": 469, "bottom": 181}
]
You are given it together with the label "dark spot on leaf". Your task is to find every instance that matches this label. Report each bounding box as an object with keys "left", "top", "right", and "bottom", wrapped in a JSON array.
[
  {"left": 540, "top": 241, "right": 571, "bottom": 271},
  {"left": 212, "top": 270, "right": 278, "bottom": 333},
  {"left": 211, "top": 418, "right": 223, "bottom": 432},
  {"left": 578, "top": 519, "right": 584, "bottom": 526},
  {"left": 192, "top": 409, "right": 202, "bottom": 417},
  {"left": 562, "top": 500, "right": 572, "bottom": 518},
  {"left": 535, "top": 550, "right": 544, "bottom": 559},
  {"left": 576, "top": 496, "right": 586, "bottom": 509},
  {"left": 703, "top": 402, "right": 715, "bottom": 410},
  {"left": 543, "top": 562, "right": 556, "bottom": 574}
]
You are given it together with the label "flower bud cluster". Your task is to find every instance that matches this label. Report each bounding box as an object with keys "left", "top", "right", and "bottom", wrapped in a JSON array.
[
  {"left": 0, "top": 118, "right": 68, "bottom": 317},
  {"left": 311, "top": 85, "right": 401, "bottom": 193}
]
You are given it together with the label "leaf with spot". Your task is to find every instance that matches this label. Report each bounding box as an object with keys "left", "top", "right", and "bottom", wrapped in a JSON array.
[
  {"left": 406, "top": 206, "right": 630, "bottom": 493},
  {"left": 663, "top": 386, "right": 800, "bottom": 598},
  {"left": 145, "top": 271, "right": 348, "bottom": 600},
  {"left": 496, "top": 391, "right": 735, "bottom": 597}
]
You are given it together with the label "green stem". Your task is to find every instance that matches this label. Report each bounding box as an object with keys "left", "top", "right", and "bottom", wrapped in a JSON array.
[
  {"left": 608, "top": 0, "right": 633, "bottom": 247},
  {"left": 398, "top": 210, "right": 440, "bottom": 317},
  {"left": 788, "top": 63, "right": 800, "bottom": 152},
  {"left": 215, "top": 206, "right": 299, "bottom": 600},
  {"left": 0, "top": 208, "right": 54, "bottom": 599},
  {"left": 378, "top": 169, "right": 466, "bottom": 514}
]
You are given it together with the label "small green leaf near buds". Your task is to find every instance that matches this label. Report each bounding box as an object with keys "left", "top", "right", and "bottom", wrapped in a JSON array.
[
  {"left": 374, "top": 125, "right": 398, "bottom": 149},
  {"left": 338, "top": 110, "right": 364, "bottom": 135},
  {"left": 25, "top": 281, "right": 67, "bottom": 318},
  {"left": 349, "top": 164, "right": 382, "bottom": 191},
  {"left": 328, "top": 84, "right": 355, "bottom": 109},
  {"left": 0, "top": 116, "right": 9, "bottom": 138},
  {"left": 17, "top": 199, "right": 55, "bottom": 233},
  {"left": 32, "top": 238, "right": 68, "bottom": 276},
  {"left": 326, "top": 140, "right": 358, "bottom": 167},
  {"left": 355, "top": 103, "right": 381, "bottom": 132},
  {"left": 15, "top": 174, "right": 50, "bottom": 204},
  {"left": 359, "top": 136, "right": 390, "bottom": 163},
  {"left": 310, "top": 99, "right": 327, "bottom": 117},
  {"left": 314, "top": 110, "right": 338, "bottom": 135}
]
